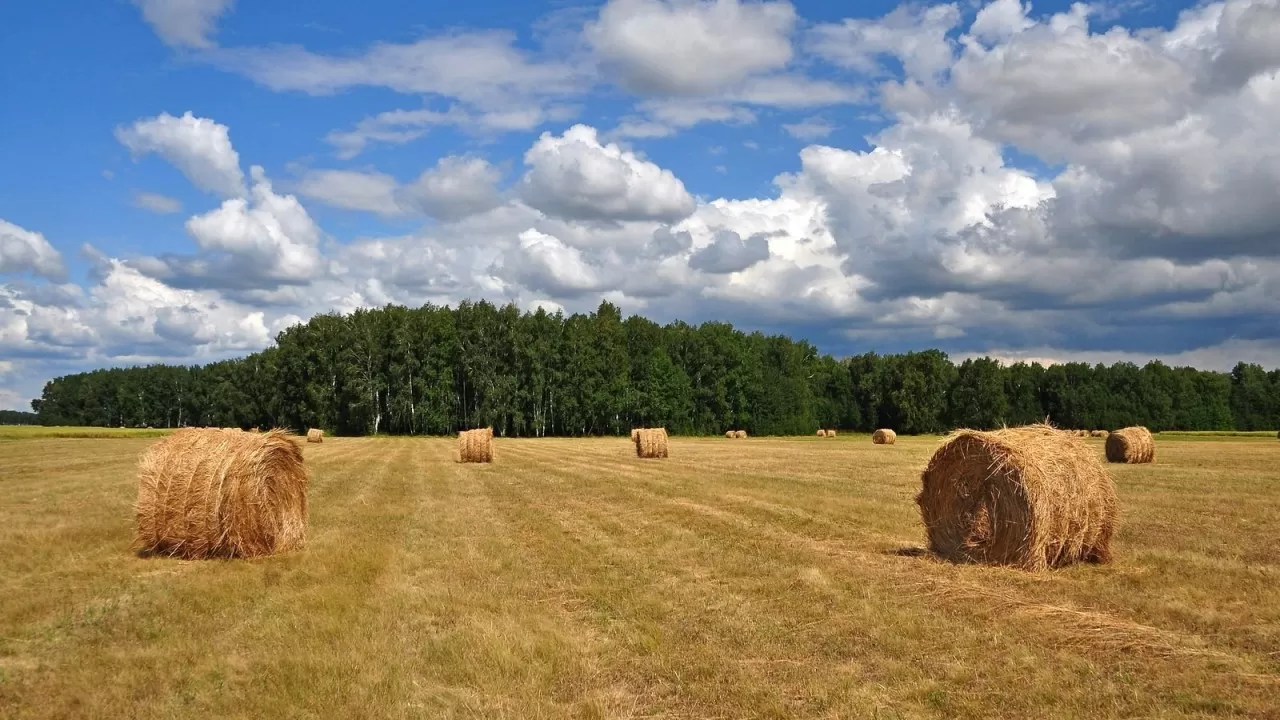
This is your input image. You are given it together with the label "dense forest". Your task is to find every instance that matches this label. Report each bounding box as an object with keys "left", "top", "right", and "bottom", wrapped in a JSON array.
[
  {"left": 0, "top": 410, "right": 39, "bottom": 425},
  {"left": 23, "top": 300, "right": 1280, "bottom": 435}
]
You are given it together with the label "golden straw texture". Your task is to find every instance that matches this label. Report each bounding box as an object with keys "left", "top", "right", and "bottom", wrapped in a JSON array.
[
  {"left": 917, "top": 423, "right": 1118, "bottom": 571},
  {"left": 135, "top": 428, "right": 308, "bottom": 559}
]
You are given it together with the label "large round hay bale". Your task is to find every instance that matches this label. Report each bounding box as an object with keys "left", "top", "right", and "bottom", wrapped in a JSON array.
[
  {"left": 1089, "top": 430, "right": 1106, "bottom": 438},
  {"left": 734, "top": 430, "right": 747, "bottom": 439},
  {"left": 872, "top": 428, "right": 896, "bottom": 445},
  {"left": 917, "top": 423, "right": 1118, "bottom": 571},
  {"left": 635, "top": 427, "right": 669, "bottom": 458},
  {"left": 459, "top": 427, "right": 494, "bottom": 463},
  {"left": 816, "top": 429, "right": 827, "bottom": 438},
  {"left": 135, "top": 428, "right": 308, "bottom": 559},
  {"left": 306, "top": 428, "right": 323, "bottom": 443},
  {"left": 725, "top": 430, "right": 736, "bottom": 439},
  {"left": 631, "top": 428, "right": 641, "bottom": 442},
  {"left": 1105, "top": 426, "right": 1154, "bottom": 464}
]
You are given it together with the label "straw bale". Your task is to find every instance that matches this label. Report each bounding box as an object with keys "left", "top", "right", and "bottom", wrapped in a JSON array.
[
  {"left": 306, "top": 428, "right": 323, "bottom": 443},
  {"left": 135, "top": 428, "right": 308, "bottom": 559},
  {"left": 872, "top": 428, "right": 896, "bottom": 445},
  {"left": 459, "top": 428, "right": 494, "bottom": 463},
  {"left": 1106, "top": 426, "right": 1155, "bottom": 464},
  {"left": 917, "top": 423, "right": 1118, "bottom": 571},
  {"left": 635, "top": 427, "right": 669, "bottom": 458}
]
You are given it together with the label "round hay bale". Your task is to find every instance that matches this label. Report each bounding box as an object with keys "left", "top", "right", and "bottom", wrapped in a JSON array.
[
  {"left": 306, "top": 428, "right": 323, "bottom": 443},
  {"left": 135, "top": 428, "right": 308, "bottom": 559},
  {"left": 459, "top": 427, "right": 494, "bottom": 463},
  {"left": 1089, "top": 430, "right": 1107, "bottom": 438},
  {"left": 726, "top": 430, "right": 736, "bottom": 439},
  {"left": 734, "top": 430, "right": 747, "bottom": 439},
  {"left": 635, "top": 427, "right": 669, "bottom": 458},
  {"left": 917, "top": 423, "right": 1118, "bottom": 571},
  {"left": 1105, "top": 426, "right": 1154, "bottom": 464},
  {"left": 631, "top": 428, "right": 641, "bottom": 442},
  {"left": 872, "top": 428, "right": 896, "bottom": 445},
  {"left": 826, "top": 429, "right": 837, "bottom": 438},
  {"left": 816, "top": 429, "right": 827, "bottom": 438}
]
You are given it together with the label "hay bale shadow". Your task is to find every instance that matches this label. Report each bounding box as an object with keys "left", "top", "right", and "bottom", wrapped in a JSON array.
[{"left": 892, "top": 546, "right": 931, "bottom": 558}]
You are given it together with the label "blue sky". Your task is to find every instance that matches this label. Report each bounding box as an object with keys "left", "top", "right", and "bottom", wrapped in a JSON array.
[{"left": 2, "top": 0, "right": 1279, "bottom": 409}]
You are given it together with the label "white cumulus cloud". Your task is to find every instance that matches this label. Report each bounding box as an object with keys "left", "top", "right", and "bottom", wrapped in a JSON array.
[{"left": 116, "top": 111, "right": 246, "bottom": 198}]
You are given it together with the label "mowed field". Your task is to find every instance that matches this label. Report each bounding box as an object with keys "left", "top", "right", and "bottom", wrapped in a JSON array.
[{"left": 1, "top": 432, "right": 1278, "bottom": 719}]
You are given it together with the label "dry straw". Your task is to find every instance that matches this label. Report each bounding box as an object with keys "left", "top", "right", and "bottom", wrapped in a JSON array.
[
  {"left": 459, "top": 427, "right": 494, "bottom": 463},
  {"left": 1106, "top": 426, "right": 1155, "bottom": 464},
  {"left": 135, "top": 428, "right": 308, "bottom": 559},
  {"left": 631, "top": 428, "right": 640, "bottom": 442},
  {"left": 306, "top": 428, "right": 323, "bottom": 443},
  {"left": 917, "top": 423, "right": 1118, "bottom": 571},
  {"left": 1091, "top": 430, "right": 1108, "bottom": 438},
  {"left": 826, "top": 429, "right": 838, "bottom": 438},
  {"left": 816, "top": 429, "right": 827, "bottom": 438},
  {"left": 634, "top": 427, "right": 669, "bottom": 458},
  {"left": 872, "top": 428, "right": 897, "bottom": 445},
  {"left": 725, "top": 430, "right": 736, "bottom": 439},
  {"left": 734, "top": 430, "right": 748, "bottom": 439}
]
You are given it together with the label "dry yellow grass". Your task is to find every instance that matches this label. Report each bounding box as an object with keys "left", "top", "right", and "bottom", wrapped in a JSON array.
[{"left": 1, "top": 433, "right": 1278, "bottom": 717}]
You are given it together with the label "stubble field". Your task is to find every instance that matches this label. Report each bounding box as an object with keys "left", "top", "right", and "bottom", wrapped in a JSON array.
[{"left": 1, "top": 431, "right": 1278, "bottom": 718}]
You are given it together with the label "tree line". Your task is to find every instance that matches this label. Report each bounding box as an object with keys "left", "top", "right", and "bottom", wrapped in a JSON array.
[{"left": 24, "top": 300, "right": 1280, "bottom": 435}]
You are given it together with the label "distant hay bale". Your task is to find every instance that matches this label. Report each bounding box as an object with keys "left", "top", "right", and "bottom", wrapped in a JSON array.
[
  {"left": 1106, "top": 426, "right": 1155, "bottom": 464},
  {"left": 306, "top": 428, "right": 323, "bottom": 443},
  {"left": 816, "top": 429, "right": 827, "bottom": 438},
  {"left": 1090, "top": 430, "right": 1107, "bottom": 438},
  {"left": 826, "top": 429, "right": 837, "bottom": 438},
  {"left": 726, "top": 430, "right": 736, "bottom": 439},
  {"left": 734, "top": 430, "right": 747, "bottom": 439},
  {"left": 872, "top": 428, "right": 896, "bottom": 445},
  {"left": 917, "top": 423, "right": 1118, "bottom": 571},
  {"left": 459, "top": 427, "right": 494, "bottom": 463},
  {"left": 635, "top": 427, "right": 669, "bottom": 459},
  {"left": 135, "top": 428, "right": 308, "bottom": 559}
]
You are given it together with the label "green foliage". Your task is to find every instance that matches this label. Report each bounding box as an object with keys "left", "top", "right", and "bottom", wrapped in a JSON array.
[
  {"left": 0, "top": 409, "right": 40, "bottom": 425},
  {"left": 28, "top": 300, "right": 1280, "bottom": 435}
]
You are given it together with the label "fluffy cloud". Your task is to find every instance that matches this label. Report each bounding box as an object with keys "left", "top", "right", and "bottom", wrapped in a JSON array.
[
  {"left": 295, "top": 169, "right": 402, "bottom": 216},
  {"left": 138, "top": 166, "right": 325, "bottom": 294},
  {"left": 688, "top": 229, "right": 771, "bottom": 273},
  {"left": 0, "top": 220, "right": 66, "bottom": 280},
  {"left": 399, "top": 156, "right": 504, "bottom": 222},
  {"left": 810, "top": 3, "right": 961, "bottom": 80},
  {"left": 586, "top": 0, "right": 797, "bottom": 95},
  {"left": 508, "top": 229, "right": 603, "bottom": 296},
  {"left": 116, "top": 112, "right": 246, "bottom": 198},
  {"left": 134, "top": 0, "right": 235, "bottom": 49},
  {"left": 519, "top": 125, "right": 695, "bottom": 223},
  {"left": 216, "top": 31, "right": 587, "bottom": 109},
  {"left": 0, "top": 259, "right": 271, "bottom": 361}
]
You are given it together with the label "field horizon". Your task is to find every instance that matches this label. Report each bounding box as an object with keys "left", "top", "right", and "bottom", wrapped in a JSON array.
[{"left": 1, "top": 432, "right": 1277, "bottom": 718}]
